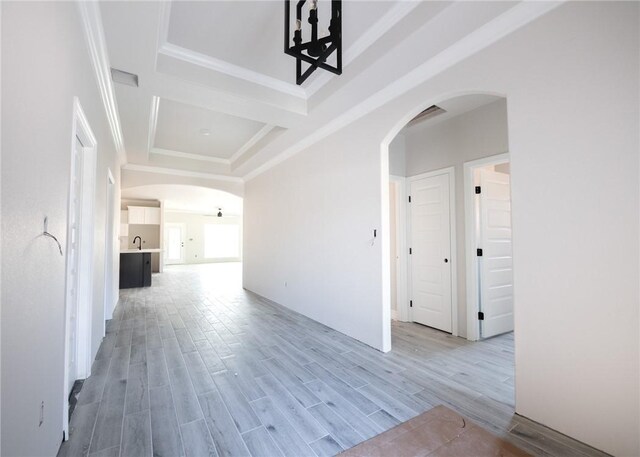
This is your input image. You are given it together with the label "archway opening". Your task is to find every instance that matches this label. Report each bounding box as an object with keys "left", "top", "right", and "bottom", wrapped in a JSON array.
[
  {"left": 380, "top": 92, "right": 515, "bottom": 409},
  {"left": 120, "top": 184, "right": 243, "bottom": 273}
]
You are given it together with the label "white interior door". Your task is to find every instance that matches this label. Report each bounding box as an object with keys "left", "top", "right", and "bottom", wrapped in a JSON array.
[
  {"left": 410, "top": 173, "right": 452, "bottom": 332},
  {"left": 66, "top": 136, "right": 84, "bottom": 397},
  {"left": 164, "top": 223, "right": 185, "bottom": 265},
  {"left": 478, "top": 168, "right": 514, "bottom": 338}
]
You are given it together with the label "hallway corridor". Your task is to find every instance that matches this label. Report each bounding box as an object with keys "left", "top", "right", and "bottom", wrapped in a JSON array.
[{"left": 58, "top": 264, "right": 605, "bottom": 457}]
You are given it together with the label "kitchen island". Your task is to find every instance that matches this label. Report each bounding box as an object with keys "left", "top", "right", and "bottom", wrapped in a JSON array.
[{"left": 119, "top": 249, "right": 162, "bottom": 289}]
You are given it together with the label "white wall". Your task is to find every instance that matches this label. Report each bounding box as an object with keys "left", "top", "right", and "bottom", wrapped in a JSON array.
[
  {"left": 243, "top": 3, "right": 639, "bottom": 455},
  {"left": 165, "top": 211, "right": 242, "bottom": 264},
  {"left": 1, "top": 3, "right": 121, "bottom": 456},
  {"left": 388, "top": 134, "right": 406, "bottom": 176},
  {"left": 402, "top": 99, "right": 509, "bottom": 337}
]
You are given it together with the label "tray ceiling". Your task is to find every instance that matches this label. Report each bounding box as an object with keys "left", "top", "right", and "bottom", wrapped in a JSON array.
[{"left": 153, "top": 99, "right": 266, "bottom": 159}]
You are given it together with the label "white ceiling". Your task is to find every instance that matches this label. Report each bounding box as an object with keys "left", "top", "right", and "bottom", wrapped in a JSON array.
[
  {"left": 121, "top": 184, "right": 243, "bottom": 215},
  {"left": 98, "top": 1, "right": 536, "bottom": 185},
  {"left": 153, "top": 99, "right": 266, "bottom": 159},
  {"left": 167, "top": 1, "right": 397, "bottom": 83}
]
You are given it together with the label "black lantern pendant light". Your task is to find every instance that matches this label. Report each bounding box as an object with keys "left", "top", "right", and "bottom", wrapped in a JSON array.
[{"left": 284, "top": 0, "right": 342, "bottom": 85}]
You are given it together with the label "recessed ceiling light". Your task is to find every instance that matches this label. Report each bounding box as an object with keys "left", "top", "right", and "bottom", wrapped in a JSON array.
[{"left": 199, "top": 129, "right": 211, "bottom": 136}]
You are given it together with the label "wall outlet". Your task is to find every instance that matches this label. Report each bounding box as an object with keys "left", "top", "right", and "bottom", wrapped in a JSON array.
[{"left": 39, "top": 401, "right": 44, "bottom": 427}]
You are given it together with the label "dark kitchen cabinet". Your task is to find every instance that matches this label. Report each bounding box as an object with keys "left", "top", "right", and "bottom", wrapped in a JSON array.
[{"left": 119, "top": 252, "right": 152, "bottom": 289}]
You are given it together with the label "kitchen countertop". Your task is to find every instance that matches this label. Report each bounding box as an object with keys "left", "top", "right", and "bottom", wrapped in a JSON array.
[{"left": 120, "top": 249, "right": 163, "bottom": 254}]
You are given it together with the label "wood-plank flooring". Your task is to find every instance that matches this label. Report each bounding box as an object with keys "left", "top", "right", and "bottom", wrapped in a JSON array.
[{"left": 58, "top": 263, "right": 608, "bottom": 457}]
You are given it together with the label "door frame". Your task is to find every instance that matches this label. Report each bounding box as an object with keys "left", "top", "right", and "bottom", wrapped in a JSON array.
[
  {"left": 103, "top": 168, "right": 116, "bottom": 333},
  {"left": 389, "top": 175, "right": 409, "bottom": 322},
  {"left": 63, "top": 98, "right": 97, "bottom": 438},
  {"left": 463, "top": 152, "right": 510, "bottom": 341},
  {"left": 406, "top": 166, "right": 458, "bottom": 336},
  {"left": 164, "top": 222, "right": 186, "bottom": 265}
]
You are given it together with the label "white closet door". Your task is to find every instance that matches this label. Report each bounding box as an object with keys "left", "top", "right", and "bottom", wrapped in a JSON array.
[
  {"left": 478, "top": 168, "right": 514, "bottom": 338},
  {"left": 410, "top": 173, "right": 452, "bottom": 333}
]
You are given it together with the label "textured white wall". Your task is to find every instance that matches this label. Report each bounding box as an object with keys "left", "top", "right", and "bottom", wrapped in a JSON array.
[
  {"left": 243, "top": 3, "right": 639, "bottom": 455},
  {"left": 1, "top": 3, "right": 121, "bottom": 456},
  {"left": 388, "top": 134, "right": 406, "bottom": 177},
  {"left": 403, "top": 99, "right": 509, "bottom": 337}
]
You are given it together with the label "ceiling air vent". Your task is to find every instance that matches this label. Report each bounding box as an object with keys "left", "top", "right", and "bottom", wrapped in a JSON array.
[
  {"left": 110, "top": 68, "right": 139, "bottom": 87},
  {"left": 407, "top": 105, "right": 446, "bottom": 127}
]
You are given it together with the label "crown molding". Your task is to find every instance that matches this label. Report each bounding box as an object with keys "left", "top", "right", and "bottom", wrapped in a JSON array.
[
  {"left": 229, "top": 124, "right": 275, "bottom": 164},
  {"left": 158, "top": 42, "right": 307, "bottom": 100},
  {"left": 305, "top": 1, "right": 421, "bottom": 96},
  {"left": 123, "top": 163, "right": 243, "bottom": 183},
  {"left": 156, "top": 0, "right": 305, "bottom": 99},
  {"left": 77, "top": 0, "right": 126, "bottom": 164},
  {"left": 154, "top": 1, "right": 420, "bottom": 103},
  {"left": 147, "top": 95, "right": 160, "bottom": 160},
  {"left": 244, "top": 1, "right": 563, "bottom": 181},
  {"left": 150, "top": 147, "right": 231, "bottom": 165},
  {"left": 156, "top": 0, "right": 172, "bottom": 70}
]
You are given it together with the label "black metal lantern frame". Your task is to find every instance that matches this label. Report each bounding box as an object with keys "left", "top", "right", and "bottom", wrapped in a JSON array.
[{"left": 284, "top": 0, "right": 342, "bottom": 85}]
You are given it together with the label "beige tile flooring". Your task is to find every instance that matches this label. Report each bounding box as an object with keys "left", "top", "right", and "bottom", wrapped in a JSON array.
[{"left": 58, "top": 263, "right": 608, "bottom": 457}]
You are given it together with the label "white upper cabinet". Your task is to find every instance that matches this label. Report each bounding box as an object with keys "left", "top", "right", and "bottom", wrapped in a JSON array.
[
  {"left": 128, "top": 206, "right": 146, "bottom": 224},
  {"left": 128, "top": 206, "right": 161, "bottom": 225},
  {"left": 144, "top": 207, "right": 161, "bottom": 225}
]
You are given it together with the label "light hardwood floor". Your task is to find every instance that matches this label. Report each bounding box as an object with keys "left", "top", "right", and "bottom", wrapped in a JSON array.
[{"left": 58, "top": 263, "right": 608, "bottom": 457}]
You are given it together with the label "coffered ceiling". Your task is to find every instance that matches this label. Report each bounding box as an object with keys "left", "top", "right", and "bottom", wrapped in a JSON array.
[{"left": 97, "top": 1, "right": 555, "bottom": 183}]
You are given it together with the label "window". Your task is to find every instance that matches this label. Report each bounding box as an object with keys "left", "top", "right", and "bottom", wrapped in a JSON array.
[{"left": 204, "top": 224, "right": 240, "bottom": 259}]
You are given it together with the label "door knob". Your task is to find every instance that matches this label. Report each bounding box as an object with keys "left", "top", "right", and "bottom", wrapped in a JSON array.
[{"left": 444, "top": 258, "right": 449, "bottom": 263}]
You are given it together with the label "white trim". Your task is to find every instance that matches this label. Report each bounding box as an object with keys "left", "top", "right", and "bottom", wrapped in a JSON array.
[
  {"left": 103, "top": 169, "right": 117, "bottom": 336},
  {"left": 155, "top": 0, "right": 172, "bottom": 70},
  {"left": 229, "top": 124, "right": 275, "bottom": 164},
  {"left": 155, "top": 1, "right": 418, "bottom": 99},
  {"left": 244, "top": 1, "right": 561, "bottom": 182},
  {"left": 306, "top": 1, "right": 421, "bottom": 96},
  {"left": 63, "top": 98, "right": 98, "bottom": 439},
  {"left": 159, "top": 200, "right": 165, "bottom": 273},
  {"left": 76, "top": 1, "right": 126, "bottom": 164},
  {"left": 463, "top": 152, "right": 510, "bottom": 341},
  {"left": 150, "top": 147, "right": 230, "bottom": 165},
  {"left": 158, "top": 42, "right": 307, "bottom": 99},
  {"left": 122, "top": 163, "right": 243, "bottom": 183},
  {"left": 147, "top": 96, "right": 160, "bottom": 160},
  {"left": 389, "top": 175, "right": 409, "bottom": 323},
  {"left": 406, "top": 167, "right": 458, "bottom": 337}
]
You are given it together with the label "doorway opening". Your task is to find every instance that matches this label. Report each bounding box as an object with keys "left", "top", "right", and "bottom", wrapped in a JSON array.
[
  {"left": 383, "top": 92, "right": 516, "bottom": 414},
  {"left": 387, "top": 94, "right": 511, "bottom": 340},
  {"left": 118, "top": 184, "right": 243, "bottom": 268},
  {"left": 63, "top": 98, "right": 97, "bottom": 438},
  {"left": 464, "top": 154, "right": 513, "bottom": 340}
]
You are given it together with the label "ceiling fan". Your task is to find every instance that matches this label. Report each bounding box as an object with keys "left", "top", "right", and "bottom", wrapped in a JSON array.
[{"left": 204, "top": 208, "right": 235, "bottom": 218}]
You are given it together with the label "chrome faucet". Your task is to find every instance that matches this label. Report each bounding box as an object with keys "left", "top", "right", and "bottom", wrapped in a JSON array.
[{"left": 133, "top": 236, "right": 142, "bottom": 251}]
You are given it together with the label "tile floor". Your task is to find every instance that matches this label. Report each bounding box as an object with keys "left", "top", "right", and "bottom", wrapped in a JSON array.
[{"left": 58, "top": 263, "right": 607, "bottom": 457}]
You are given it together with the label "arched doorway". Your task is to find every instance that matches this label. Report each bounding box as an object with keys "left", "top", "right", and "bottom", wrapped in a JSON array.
[
  {"left": 380, "top": 92, "right": 514, "bottom": 379},
  {"left": 120, "top": 184, "right": 244, "bottom": 270}
]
